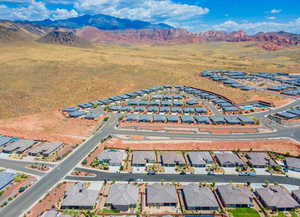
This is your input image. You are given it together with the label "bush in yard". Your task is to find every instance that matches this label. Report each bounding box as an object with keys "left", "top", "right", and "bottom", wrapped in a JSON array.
[
  {"left": 18, "top": 186, "right": 26, "bottom": 193},
  {"left": 82, "top": 159, "right": 87, "bottom": 165}
]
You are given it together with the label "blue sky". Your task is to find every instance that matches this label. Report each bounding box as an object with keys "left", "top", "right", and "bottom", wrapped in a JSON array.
[{"left": 0, "top": 0, "right": 300, "bottom": 33}]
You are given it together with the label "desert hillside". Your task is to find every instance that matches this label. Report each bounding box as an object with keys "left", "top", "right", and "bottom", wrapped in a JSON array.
[{"left": 0, "top": 41, "right": 300, "bottom": 119}]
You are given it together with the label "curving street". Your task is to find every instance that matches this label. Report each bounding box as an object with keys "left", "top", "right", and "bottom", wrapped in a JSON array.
[{"left": 0, "top": 99, "right": 300, "bottom": 217}]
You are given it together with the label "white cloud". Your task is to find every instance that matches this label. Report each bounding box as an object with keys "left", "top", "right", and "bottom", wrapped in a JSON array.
[
  {"left": 0, "top": 5, "right": 7, "bottom": 9},
  {"left": 0, "top": 0, "right": 73, "bottom": 3},
  {"left": 11, "top": 0, "right": 50, "bottom": 20},
  {"left": 52, "top": 8, "right": 78, "bottom": 20},
  {"left": 270, "top": 9, "right": 282, "bottom": 14},
  {"left": 74, "top": 0, "right": 209, "bottom": 25},
  {"left": 267, "top": 16, "right": 276, "bottom": 20},
  {"left": 211, "top": 18, "right": 300, "bottom": 34},
  {"left": 0, "top": 0, "right": 79, "bottom": 21}
]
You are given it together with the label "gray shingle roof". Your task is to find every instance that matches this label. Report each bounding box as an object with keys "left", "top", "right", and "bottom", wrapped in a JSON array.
[
  {"left": 256, "top": 185, "right": 299, "bottom": 210},
  {"left": 217, "top": 184, "right": 252, "bottom": 206},
  {"left": 41, "top": 210, "right": 59, "bottom": 217},
  {"left": 61, "top": 183, "right": 100, "bottom": 208},
  {"left": 0, "top": 136, "right": 13, "bottom": 147},
  {"left": 215, "top": 152, "right": 244, "bottom": 167},
  {"left": 147, "top": 183, "right": 177, "bottom": 205},
  {"left": 246, "top": 152, "right": 276, "bottom": 167},
  {"left": 292, "top": 189, "right": 300, "bottom": 202},
  {"left": 187, "top": 152, "right": 213, "bottom": 166},
  {"left": 161, "top": 152, "right": 185, "bottom": 165},
  {"left": 97, "top": 150, "right": 125, "bottom": 165},
  {"left": 0, "top": 171, "right": 17, "bottom": 190},
  {"left": 3, "top": 139, "right": 36, "bottom": 153},
  {"left": 182, "top": 184, "right": 219, "bottom": 209},
  {"left": 285, "top": 157, "right": 300, "bottom": 170},
  {"left": 132, "top": 151, "right": 156, "bottom": 165},
  {"left": 29, "top": 142, "right": 63, "bottom": 156},
  {"left": 107, "top": 183, "right": 139, "bottom": 206}
]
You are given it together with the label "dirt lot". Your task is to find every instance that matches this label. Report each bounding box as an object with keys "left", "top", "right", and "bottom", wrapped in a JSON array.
[
  {"left": 105, "top": 138, "right": 300, "bottom": 156},
  {"left": 1, "top": 41, "right": 299, "bottom": 119},
  {"left": 0, "top": 111, "right": 102, "bottom": 144},
  {"left": 26, "top": 182, "right": 72, "bottom": 217}
]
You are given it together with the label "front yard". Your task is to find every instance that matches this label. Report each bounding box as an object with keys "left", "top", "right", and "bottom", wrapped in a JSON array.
[{"left": 228, "top": 208, "right": 260, "bottom": 217}]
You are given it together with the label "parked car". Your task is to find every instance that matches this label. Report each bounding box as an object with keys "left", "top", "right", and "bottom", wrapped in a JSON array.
[
  {"left": 147, "top": 171, "right": 156, "bottom": 175},
  {"left": 208, "top": 171, "right": 215, "bottom": 175}
]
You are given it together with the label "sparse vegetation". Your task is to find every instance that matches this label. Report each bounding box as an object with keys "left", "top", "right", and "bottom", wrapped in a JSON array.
[
  {"left": 0, "top": 41, "right": 297, "bottom": 119},
  {"left": 206, "top": 163, "right": 224, "bottom": 173},
  {"left": 266, "top": 164, "right": 285, "bottom": 174},
  {"left": 100, "top": 208, "right": 120, "bottom": 214},
  {"left": 14, "top": 174, "right": 28, "bottom": 182}
]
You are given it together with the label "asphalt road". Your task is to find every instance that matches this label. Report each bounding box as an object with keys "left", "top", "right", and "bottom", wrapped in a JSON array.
[
  {"left": 1, "top": 98, "right": 300, "bottom": 217},
  {"left": 68, "top": 167, "right": 300, "bottom": 186},
  {"left": 112, "top": 126, "right": 300, "bottom": 141},
  {"left": 0, "top": 159, "right": 46, "bottom": 177},
  {"left": 0, "top": 116, "right": 117, "bottom": 217}
]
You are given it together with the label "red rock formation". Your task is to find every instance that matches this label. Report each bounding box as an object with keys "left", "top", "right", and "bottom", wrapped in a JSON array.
[
  {"left": 76, "top": 27, "right": 300, "bottom": 51},
  {"left": 76, "top": 26, "right": 203, "bottom": 44}
]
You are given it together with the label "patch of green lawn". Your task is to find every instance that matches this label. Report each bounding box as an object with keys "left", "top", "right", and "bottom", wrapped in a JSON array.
[
  {"left": 100, "top": 208, "right": 120, "bottom": 214},
  {"left": 63, "top": 210, "right": 81, "bottom": 216},
  {"left": 228, "top": 208, "right": 260, "bottom": 217},
  {"left": 289, "top": 210, "right": 299, "bottom": 217}
]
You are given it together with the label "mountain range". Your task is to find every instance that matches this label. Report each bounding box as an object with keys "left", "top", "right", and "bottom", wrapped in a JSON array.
[
  {"left": 0, "top": 13, "right": 300, "bottom": 51},
  {"left": 26, "top": 14, "right": 173, "bottom": 30}
]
